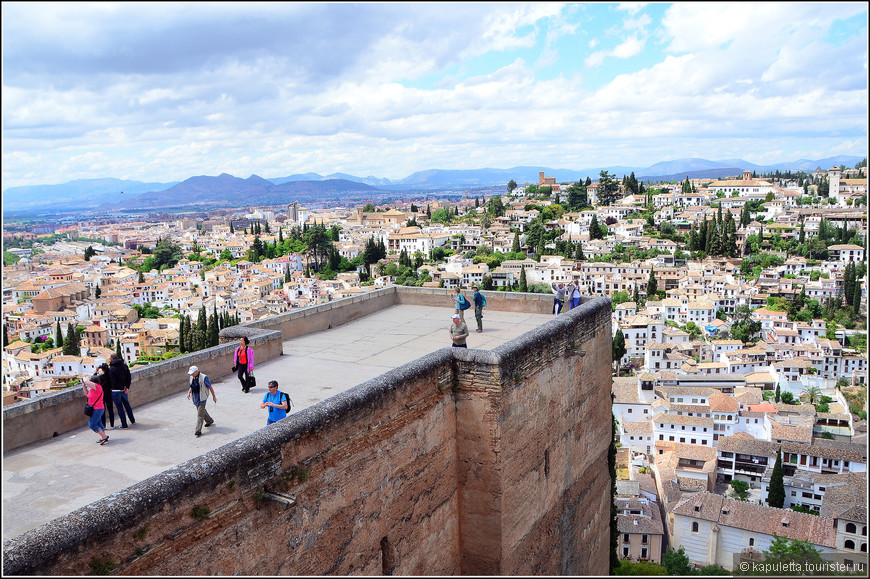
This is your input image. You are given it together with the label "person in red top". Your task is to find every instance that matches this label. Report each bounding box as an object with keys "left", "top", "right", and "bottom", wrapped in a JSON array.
[
  {"left": 234, "top": 336, "right": 255, "bottom": 393},
  {"left": 82, "top": 374, "right": 109, "bottom": 445}
]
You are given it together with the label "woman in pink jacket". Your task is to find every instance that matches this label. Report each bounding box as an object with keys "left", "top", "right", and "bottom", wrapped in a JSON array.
[
  {"left": 234, "top": 336, "right": 255, "bottom": 393},
  {"left": 82, "top": 374, "right": 109, "bottom": 445}
]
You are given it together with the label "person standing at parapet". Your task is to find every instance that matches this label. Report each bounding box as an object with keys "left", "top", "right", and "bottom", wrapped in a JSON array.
[
  {"left": 260, "top": 380, "right": 291, "bottom": 425},
  {"left": 568, "top": 280, "right": 581, "bottom": 311},
  {"left": 472, "top": 285, "right": 486, "bottom": 333},
  {"left": 108, "top": 353, "right": 134, "bottom": 428},
  {"left": 233, "top": 336, "right": 255, "bottom": 393},
  {"left": 82, "top": 374, "right": 109, "bottom": 445},
  {"left": 96, "top": 363, "right": 115, "bottom": 430},
  {"left": 187, "top": 366, "right": 216, "bottom": 437},
  {"left": 450, "top": 314, "right": 469, "bottom": 348},
  {"left": 551, "top": 282, "right": 566, "bottom": 315},
  {"left": 453, "top": 286, "right": 470, "bottom": 322}
]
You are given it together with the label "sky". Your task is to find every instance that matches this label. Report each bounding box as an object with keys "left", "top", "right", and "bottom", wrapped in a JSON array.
[{"left": 2, "top": 2, "right": 868, "bottom": 189}]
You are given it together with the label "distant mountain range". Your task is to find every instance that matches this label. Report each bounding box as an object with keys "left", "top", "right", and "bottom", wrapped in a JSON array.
[{"left": 3, "top": 155, "right": 863, "bottom": 212}]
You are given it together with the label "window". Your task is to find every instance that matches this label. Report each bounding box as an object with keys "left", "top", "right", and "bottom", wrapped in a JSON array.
[
  {"left": 845, "top": 540, "right": 855, "bottom": 551},
  {"left": 641, "top": 547, "right": 648, "bottom": 559},
  {"left": 749, "top": 538, "right": 755, "bottom": 547},
  {"left": 846, "top": 523, "right": 857, "bottom": 534},
  {"left": 642, "top": 535, "right": 648, "bottom": 544},
  {"left": 624, "top": 533, "right": 630, "bottom": 542},
  {"left": 692, "top": 522, "right": 699, "bottom": 533},
  {"left": 623, "top": 547, "right": 630, "bottom": 558}
]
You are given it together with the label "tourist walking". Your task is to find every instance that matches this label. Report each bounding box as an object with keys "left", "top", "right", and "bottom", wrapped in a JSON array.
[
  {"left": 187, "top": 366, "right": 216, "bottom": 437},
  {"left": 568, "top": 281, "right": 581, "bottom": 311},
  {"left": 551, "top": 282, "right": 566, "bottom": 315},
  {"left": 450, "top": 314, "right": 469, "bottom": 348},
  {"left": 234, "top": 336, "right": 255, "bottom": 393},
  {"left": 453, "top": 287, "right": 470, "bottom": 322},
  {"left": 472, "top": 285, "right": 486, "bottom": 332},
  {"left": 108, "top": 353, "right": 134, "bottom": 428},
  {"left": 261, "top": 380, "right": 291, "bottom": 425},
  {"left": 82, "top": 374, "right": 109, "bottom": 445},
  {"left": 96, "top": 363, "right": 115, "bottom": 430}
]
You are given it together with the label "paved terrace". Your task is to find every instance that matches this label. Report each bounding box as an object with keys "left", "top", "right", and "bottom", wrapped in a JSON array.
[{"left": 2, "top": 304, "right": 553, "bottom": 541}]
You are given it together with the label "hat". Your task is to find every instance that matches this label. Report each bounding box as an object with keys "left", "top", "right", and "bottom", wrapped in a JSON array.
[
  {"left": 452, "top": 314, "right": 461, "bottom": 320},
  {"left": 188, "top": 365, "right": 199, "bottom": 375},
  {"left": 472, "top": 285, "right": 479, "bottom": 289}
]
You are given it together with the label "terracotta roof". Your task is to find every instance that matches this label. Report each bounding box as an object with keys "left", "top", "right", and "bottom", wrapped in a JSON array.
[{"left": 673, "top": 493, "right": 837, "bottom": 547}]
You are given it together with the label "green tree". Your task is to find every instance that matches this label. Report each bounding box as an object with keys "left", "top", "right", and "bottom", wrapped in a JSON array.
[
  {"left": 774, "top": 384, "right": 781, "bottom": 403},
  {"left": 83, "top": 245, "right": 96, "bottom": 261},
  {"left": 63, "top": 322, "right": 80, "bottom": 356},
  {"left": 507, "top": 179, "right": 517, "bottom": 195},
  {"left": 519, "top": 265, "right": 528, "bottom": 292},
  {"left": 597, "top": 170, "right": 620, "bottom": 206},
  {"left": 613, "top": 329, "right": 626, "bottom": 371},
  {"left": 662, "top": 546, "right": 695, "bottom": 576},
  {"left": 512, "top": 231, "right": 521, "bottom": 253},
  {"left": 614, "top": 560, "right": 668, "bottom": 575},
  {"left": 55, "top": 322, "right": 63, "bottom": 350},
  {"left": 730, "top": 479, "right": 749, "bottom": 501},
  {"left": 566, "top": 181, "right": 588, "bottom": 210},
  {"left": 487, "top": 195, "right": 505, "bottom": 218},
  {"left": 646, "top": 268, "right": 657, "bottom": 298},
  {"left": 767, "top": 449, "right": 785, "bottom": 508}
]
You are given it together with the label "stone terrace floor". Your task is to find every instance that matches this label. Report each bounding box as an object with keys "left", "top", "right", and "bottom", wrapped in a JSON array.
[{"left": 2, "top": 304, "right": 554, "bottom": 541}]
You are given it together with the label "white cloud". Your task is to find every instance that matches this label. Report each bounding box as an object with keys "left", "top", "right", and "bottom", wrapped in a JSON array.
[{"left": 1, "top": 3, "right": 866, "bottom": 189}]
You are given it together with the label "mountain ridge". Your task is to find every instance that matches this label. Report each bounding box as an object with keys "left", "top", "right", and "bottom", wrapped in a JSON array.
[{"left": 3, "top": 155, "right": 863, "bottom": 211}]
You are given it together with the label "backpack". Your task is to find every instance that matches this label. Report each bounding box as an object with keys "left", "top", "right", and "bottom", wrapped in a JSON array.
[
  {"left": 480, "top": 293, "right": 487, "bottom": 307},
  {"left": 270, "top": 391, "right": 293, "bottom": 414},
  {"left": 458, "top": 294, "right": 471, "bottom": 310}
]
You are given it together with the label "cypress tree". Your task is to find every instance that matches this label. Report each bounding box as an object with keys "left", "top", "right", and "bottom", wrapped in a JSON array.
[
  {"left": 775, "top": 384, "right": 781, "bottom": 403},
  {"left": 56, "top": 322, "right": 63, "bottom": 350},
  {"left": 512, "top": 231, "right": 521, "bottom": 253},
  {"left": 179, "top": 315, "right": 187, "bottom": 353},
  {"left": 3, "top": 324, "right": 9, "bottom": 348},
  {"left": 575, "top": 239, "right": 585, "bottom": 261},
  {"left": 647, "top": 268, "right": 657, "bottom": 298},
  {"left": 519, "top": 265, "right": 528, "bottom": 292},
  {"left": 115, "top": 338, "right": 122, "bottom": 359},
  {"left": 767, "top": 449, "right": 785, "bottom": 508}
]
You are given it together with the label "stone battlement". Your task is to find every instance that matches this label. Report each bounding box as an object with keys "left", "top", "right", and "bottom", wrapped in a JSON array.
[{"left": 3, "top": 287, "right": 612, "bottom": 576}]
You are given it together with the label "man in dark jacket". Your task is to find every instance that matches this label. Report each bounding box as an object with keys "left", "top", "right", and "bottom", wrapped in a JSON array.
[{"left": 108, "top": 353, "right": 135, "bottom": 428}]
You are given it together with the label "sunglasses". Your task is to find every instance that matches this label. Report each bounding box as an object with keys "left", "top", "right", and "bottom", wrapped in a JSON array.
[{"left": 268, "top": 385, "right": 278, "bottom": 389}]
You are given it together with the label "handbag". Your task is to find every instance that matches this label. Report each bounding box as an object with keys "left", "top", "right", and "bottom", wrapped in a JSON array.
[
  {"left": 84, "top": 388, "right": 102, "bottom": 416},
  {"left": 248, "top": 373, "right": 256, "bottom": 388}
]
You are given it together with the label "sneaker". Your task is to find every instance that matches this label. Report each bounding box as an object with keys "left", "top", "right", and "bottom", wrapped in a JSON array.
[
  {"left": 204, "top": 422, "right": 214, "bottom": 428},
  {"left": 194, "top": 432, "right": 201, "bottom": 437},
  {"left": 119, "top": 425, "right": 129, "bottom": 429}
]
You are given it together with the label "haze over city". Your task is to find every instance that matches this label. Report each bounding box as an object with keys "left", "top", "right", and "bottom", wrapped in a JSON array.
[{"left": 2, "top": 2, "right": 867, "bottom": 191}]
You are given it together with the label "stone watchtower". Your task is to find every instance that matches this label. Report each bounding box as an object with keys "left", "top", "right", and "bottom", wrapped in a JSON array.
[{"left": 827, "top": 166, "right": 841, "bottom": 202}]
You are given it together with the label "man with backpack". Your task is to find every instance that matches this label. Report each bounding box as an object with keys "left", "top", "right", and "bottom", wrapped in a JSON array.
[
  {"left": 261, "top": 380, "right": 291, "bottom": 425},
  {"left": 472, "top": 285, "right": 487, "bottom": 333}
]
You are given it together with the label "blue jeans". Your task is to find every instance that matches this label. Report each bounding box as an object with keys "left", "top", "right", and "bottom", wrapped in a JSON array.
[
  {"left": 88, "top": 409, "right": 105, "bottom": 433},
  {"left": 111, "top": 391, "right": 134, "bottom": 427},
  {"left": 569, "top": 297, "right": 580, "bottom": 310}
]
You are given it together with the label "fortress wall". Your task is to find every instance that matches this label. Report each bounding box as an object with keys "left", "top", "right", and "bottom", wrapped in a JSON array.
[
  {"left": 4, "top": 290, "right": 613, "bottom": 576},
  {"left": 3, "top": 350, "right": 463, "bottom": 576},
  {"left": 495, "top": 298, "right": 613, "bottom": 576},
  {"left": 1, "top": 330, "right": 284, "bottom": 452},
  {"left": 451, "top": 296, "right": 612, "bottom": 576}
]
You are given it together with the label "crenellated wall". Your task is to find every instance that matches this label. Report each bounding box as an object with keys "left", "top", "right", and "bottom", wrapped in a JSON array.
[{"left": 3, "top": 289, "right": 612, "bottom": 576}]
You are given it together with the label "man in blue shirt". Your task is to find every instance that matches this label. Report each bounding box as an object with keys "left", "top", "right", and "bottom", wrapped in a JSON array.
[{"left": 261, "top": 380, "right": 290, "bottom": 425}]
